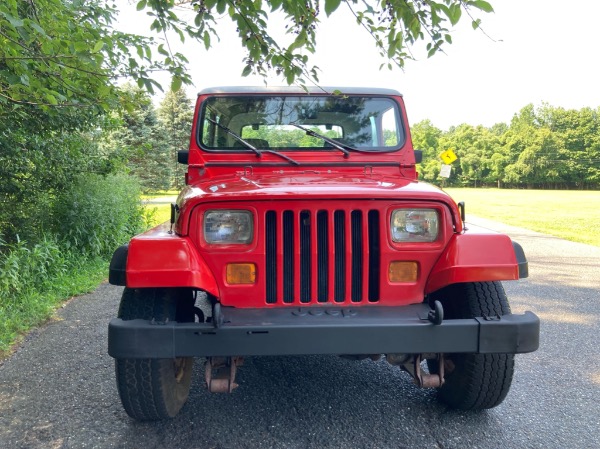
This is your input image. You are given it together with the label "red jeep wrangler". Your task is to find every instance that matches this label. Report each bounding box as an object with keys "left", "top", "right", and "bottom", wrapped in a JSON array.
[{"left": 108, "top": 87, "right": 539, "bottom": 421}]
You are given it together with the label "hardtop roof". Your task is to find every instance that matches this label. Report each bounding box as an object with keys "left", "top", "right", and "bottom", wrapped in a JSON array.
[{"left": 197, "top": 86, "right": 403, "bottom": 96}]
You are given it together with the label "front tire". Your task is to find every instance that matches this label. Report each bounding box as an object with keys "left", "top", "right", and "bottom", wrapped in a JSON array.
[
  {"left": 115, "top": 288, "right": 194, "bottom": 420},
  {"left": 428, "top": 282, "right": 515, "bottom": 410}
]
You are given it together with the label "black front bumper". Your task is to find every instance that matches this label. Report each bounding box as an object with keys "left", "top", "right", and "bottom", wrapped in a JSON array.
[{"left": 108, "top": 304, "right": 539, "bottom": 359}]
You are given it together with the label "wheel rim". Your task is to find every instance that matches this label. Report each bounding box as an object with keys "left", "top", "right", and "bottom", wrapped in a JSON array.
[{"left": 173, "top": 358, "right": 189, "bottom": 383}]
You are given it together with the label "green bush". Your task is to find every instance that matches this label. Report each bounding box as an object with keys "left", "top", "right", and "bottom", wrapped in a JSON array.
[
  {"left": 52, "top": 173, "right": 147, "bottom": 256},
  {"left": 0, "top": 235, "right": 66, "bottom": 298}
]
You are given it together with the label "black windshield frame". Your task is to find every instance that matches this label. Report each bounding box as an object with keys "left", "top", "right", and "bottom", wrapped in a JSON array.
[{"left": 197, "top": 94, "right": 406, "bottom": 154}]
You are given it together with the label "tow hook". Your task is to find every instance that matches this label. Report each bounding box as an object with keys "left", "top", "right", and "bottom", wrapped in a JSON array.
[
  {"left": 205, "top": 356, "right": 244, "bottom": 393},
  {"left": 427, "top": 300, "right": 444, "bottom": 325},
  {"left": 386, "top": 353, "right": 445, "bottom": 388},
  {"left": 211, "top": 303, "right": 224, "bottom": 328}
]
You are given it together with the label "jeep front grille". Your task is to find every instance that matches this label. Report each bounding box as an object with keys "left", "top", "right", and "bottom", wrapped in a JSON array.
[{"left": 265, "top": 207, "right": 381, "bottom": 304}]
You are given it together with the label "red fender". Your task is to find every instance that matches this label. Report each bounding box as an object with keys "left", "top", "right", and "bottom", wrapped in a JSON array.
[
  {"left": 425, "top": 227, "right": 521, "bottom": 294},
  {"left": 125, "top": 223, "right": 219, "bottom": 296}
]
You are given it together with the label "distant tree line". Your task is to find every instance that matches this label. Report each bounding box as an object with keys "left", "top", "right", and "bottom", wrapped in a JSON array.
[{"left": 413, "top": 104, "right": 600, "bottom": 189}]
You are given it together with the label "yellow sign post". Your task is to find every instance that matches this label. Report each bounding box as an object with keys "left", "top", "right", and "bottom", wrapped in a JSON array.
[{"left": 439, "top": 148, "right": 458, "bottom": 165}]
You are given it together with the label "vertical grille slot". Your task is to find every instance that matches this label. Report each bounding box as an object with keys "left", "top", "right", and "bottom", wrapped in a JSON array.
[
  {"left": 300, "top": 210, "right": 311, "bottom": 303},
  {"left": 351, "top": 210, "right": 363, "bottom": 302},
  {"left": 317, "top": 211, "right": 329, "bottom": 302},
  {"left": 368, "top": 210, "right": 381, "bottom": 302},
  {"left": 265, "top": 211, "right": 277, "bottom": 304},
  {"left": 283, "top": 211, "right": 294, "bottom": 303},
  {"left": 334, "top": 210, "right": 346, "bottom": 302}
]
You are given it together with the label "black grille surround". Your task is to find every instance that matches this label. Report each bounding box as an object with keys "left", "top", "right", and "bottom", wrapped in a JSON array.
[{"left": 265, "top": 206, "right": 381, "bottom": 305}]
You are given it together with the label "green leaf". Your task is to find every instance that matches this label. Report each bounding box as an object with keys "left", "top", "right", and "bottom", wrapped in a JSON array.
[
  {"left": 41, "top": 40, "right": 53, "bottom": 54},
  {"left": 2, "top": 11, "right": 24, "bottom": 28},
  {"left": 171, "top": 76, "right": 182, "bottom": 92},
  {"left": 472, "top": 0, "right": 494, "bottom": 13},
  {"left": 92, "top": 41, "right": 104, "bottom": 53},
  {"left": 286, "top": 71, "right": 294, "bottom": 85},
  {"left": 176, "top": 27, "right": 185, "bottom": 43},
  {"left": 144, "top": 78, "right": 155, "bottom": 95},
  {"left": 448, "top": 4, "right": 462, "bottom": 26},
  {"left": 438, "top": 4, "right": 451, "bottom": 19},
  {"left": 252, "top": 44, "right": 264, "bottom": 60},
  {"left": 324, "top": 0, "right": 342, "bottom": 16},
  {"left": 157, "top": 44, "right": 169, "bottom": 56},
  {"left": 45, "top": 93, "right": 58, "bottom": 105},
  {"left": 270, "top": 0, "right": 283, "bottom": 11},
  {"left": 472, "top": 19, "right": 482, "bottom": 30},
  {"left": 29, "top": 21, "right": 47, "bottom": 36},
  {"left": 136, "top": 0, "right": 147, "bottom": 11},
  {"left": 241, "top": 65, "right": 252, "bottom": 77},
  {"left": 387, "top": 43, "right": 396, "bottom": 59},
  {"left": 202, "top": 31, "right": 211, "bottom": 50}
]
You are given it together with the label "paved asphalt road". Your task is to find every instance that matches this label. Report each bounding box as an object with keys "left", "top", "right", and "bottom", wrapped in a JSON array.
[{"left": 1, "top": 217, "right": 599, "bottom": 449}]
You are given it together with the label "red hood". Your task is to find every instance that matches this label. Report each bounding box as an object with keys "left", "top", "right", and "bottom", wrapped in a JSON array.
[
  {"left": 175, "top": 172, "right": 460, "bottom": 234},
  {"left": 180, "top": 172, "right": 454, "bottom": 200}
]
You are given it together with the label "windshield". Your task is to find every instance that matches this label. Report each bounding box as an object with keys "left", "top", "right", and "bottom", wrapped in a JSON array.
[{"left": 198, "top": 95, "right": 404, "bottom": 152}]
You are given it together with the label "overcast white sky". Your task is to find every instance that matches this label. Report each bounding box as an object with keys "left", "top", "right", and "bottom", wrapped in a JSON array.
[{"left": 119, "top": 0, "right": 600, "bottom": 130}]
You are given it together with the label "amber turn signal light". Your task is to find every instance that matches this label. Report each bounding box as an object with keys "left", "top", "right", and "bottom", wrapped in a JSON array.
[
  {"left": 388, "top": 261, "right": 418, "bottom": 283},
  {"left": 226, "top": 263, "right": 256, "bottom": 284}
]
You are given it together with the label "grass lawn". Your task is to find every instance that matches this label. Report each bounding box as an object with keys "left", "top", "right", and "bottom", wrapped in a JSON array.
[
  {"left": 444, "top": 188, "right": 600, "bottom": 247},
  {"left": 145, "top": 204, "right": 172, "bottom": 226},
  {"left": 140, "top": 190, "right": 179, "bottom": 200},
  {"left": 140, "top": 190, "right": 179, "bottom": 227}
]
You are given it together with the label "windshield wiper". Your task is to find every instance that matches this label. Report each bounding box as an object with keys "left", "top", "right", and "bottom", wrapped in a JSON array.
[
  {"left": 259, "top": 149, "right": 300, "bottom": 165},
  {"left": 290, "top": 123, "right": 351, "bottom": 158},
  {"left": 206, "top": 118, "right": 299, "bottom": 165}
]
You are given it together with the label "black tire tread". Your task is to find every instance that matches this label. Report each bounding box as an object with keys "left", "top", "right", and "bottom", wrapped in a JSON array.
[
  {"left": 429, "top": 281, "right": 515, "bottom": 410},
  {"left": 115, "top": 288, "right": 193, "bottom": 421}
]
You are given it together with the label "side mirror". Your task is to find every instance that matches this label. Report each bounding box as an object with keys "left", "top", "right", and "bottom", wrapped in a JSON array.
[
  {"left": 177, "top": 150, "right": 189, "bottom": 165},
  {"left": 414, "top": 149, "right": 423, "bottom": 164}
]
